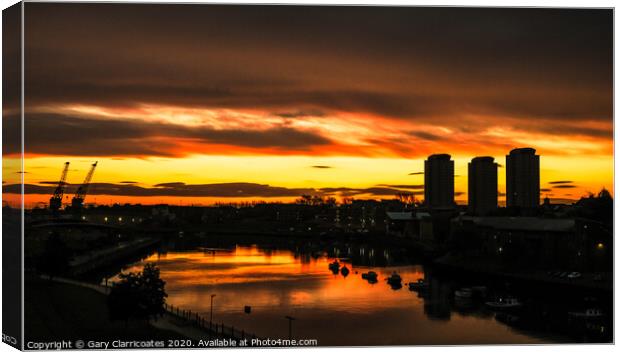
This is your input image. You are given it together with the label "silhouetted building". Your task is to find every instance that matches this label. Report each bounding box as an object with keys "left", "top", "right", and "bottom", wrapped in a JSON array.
[
  {"left": 451, "top": 216, "right": 611, "bottom": 272},
  {"left": 468, "top": 156, "right": 498, "bottom": 215},
  {"left": 424, "top": 154, "right": 455, "bottom": 209},
  {"left": 506, "top": 148, "right": 540, "bottom": 208}
]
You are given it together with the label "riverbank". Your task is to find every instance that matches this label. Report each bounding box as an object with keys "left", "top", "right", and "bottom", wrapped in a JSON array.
[
  {"left": 184, "top": 230, "right": 444, "bottom": 259},
  {"left": 25, "top": 276, "right": 185, "bottom": 342},
  {"left": 434, "top": 253, "right": 612, "bottom": 292},
  {"left": 27, "top": 275, "right": 256, "bottom": 344},
  {"left": 69, "top": 238, "right": 160, "bottom": 276}
]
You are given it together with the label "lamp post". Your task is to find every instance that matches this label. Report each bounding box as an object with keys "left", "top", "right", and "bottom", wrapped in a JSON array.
[
  {"left": 210, "top": 294, "right": 216, "bottom": 330},
  {"left": 285, "top": 315, "right": 295, "bottom": 339}
]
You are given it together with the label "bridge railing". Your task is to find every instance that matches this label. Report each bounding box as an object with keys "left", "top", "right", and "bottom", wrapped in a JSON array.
[{"left": 163, "top": 303, "right": 259, "bottom": 340}]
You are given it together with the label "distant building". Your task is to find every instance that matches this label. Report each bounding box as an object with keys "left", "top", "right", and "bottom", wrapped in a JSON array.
[
  {"left": 424, "top": 154, "right": 455, "bottom": 209},
  {"left": 451, "top": 216, "right": 612, "bottom": 272},
  {"left": 385, "top": 211, "right": 414, "bottom": 237},
  {"left": 506, "top": 148, "right": 540, "bottom": 208},
  {"left": 468, "top": 156, "right": 498, "bottom": 215}
]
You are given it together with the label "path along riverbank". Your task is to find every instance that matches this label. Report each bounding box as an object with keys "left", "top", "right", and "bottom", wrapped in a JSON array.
[{"left": 31, "top": 275, "right": 257, "bottom": 342}]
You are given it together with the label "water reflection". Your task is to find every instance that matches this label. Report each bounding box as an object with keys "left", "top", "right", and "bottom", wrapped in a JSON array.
[{"left": 108, "top": 244, "right": 609, "bottom": 345}]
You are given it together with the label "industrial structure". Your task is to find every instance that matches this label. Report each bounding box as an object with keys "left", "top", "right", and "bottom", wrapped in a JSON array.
[
  {"left": 48, "top": 161, "right": 98, "bottom": 214},
  {"left": 49, "top": 162, "right": 70, "bottom": 214},
  {"left": 71, "top": 161, "right": 98, "bottom": 212}
]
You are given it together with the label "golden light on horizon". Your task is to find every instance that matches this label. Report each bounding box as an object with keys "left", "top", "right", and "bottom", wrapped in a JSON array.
[{"left": 3, "top": 147, "right": 613, "bottom": 208}]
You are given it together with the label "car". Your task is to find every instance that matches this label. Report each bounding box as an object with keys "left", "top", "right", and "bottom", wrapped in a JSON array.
[{"left": 567, "top": 272, "right": 581, "bottom": 279}]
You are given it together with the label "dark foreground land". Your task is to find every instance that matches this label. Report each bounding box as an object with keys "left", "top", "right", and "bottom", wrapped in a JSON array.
[{"left": 25, "top": 277, "right": 184, "bottom": 343}]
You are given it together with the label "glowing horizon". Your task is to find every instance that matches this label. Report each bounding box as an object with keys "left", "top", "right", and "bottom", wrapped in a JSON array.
[{"left": 3, "top": 151, "right": 613, "bottom": 208}]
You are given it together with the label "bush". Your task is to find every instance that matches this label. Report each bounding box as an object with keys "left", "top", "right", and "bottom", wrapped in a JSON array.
[{"left": 108, "top": 263, "right": 167, "bottom": 323}]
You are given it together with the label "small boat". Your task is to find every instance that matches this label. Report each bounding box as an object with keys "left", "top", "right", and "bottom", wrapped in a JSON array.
[
  {"left": 340, "top": 266, "right": 350, "bottom": 277},
  {"left": 569, "top": 308, "right": 604, "bottom": 319},
  {"left": 485, "top": 297, "right": 522, "bottom": 309},
  {"left": 389, "top": 282, "right": 403, "bottom": 290},
  {"left": 361, "top": 271, "right": 378, "bottom": 280},
  {"left": 567, "top": 271, "right": 581, "bottom": 279},
  {"left": 408, "top": 279, "right": 428, "bottom": 291},
  {"left": 495, "top": 312, "right": 520, "bottom": 325},
  {"left": 387, "top": 272, "right": 402, "bottom": 285},
  {"left": 454, "top": 288, "right": 473, "bottom": 299},
  {"left": 471, "top": 286, "right": 488, "bottom": 297},
  {"left": 328, "top": 260, "right": 340, "bottom": 270}
]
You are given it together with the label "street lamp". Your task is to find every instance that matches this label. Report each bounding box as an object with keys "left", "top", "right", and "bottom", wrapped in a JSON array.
[
  {"left": 285, "top": 315, "right": 295, "bottom": 339},
  {"left": 210, "top": 294, "right": 216, "bottom": 329}
]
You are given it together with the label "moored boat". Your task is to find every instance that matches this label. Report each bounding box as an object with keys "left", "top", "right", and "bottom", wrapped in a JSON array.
[
  {"left": 328, "top": 260, "right": 340, "bottom": 270},
  {"left": 569, "top": 308, "right": 604, "bottom": 319},
  {"left": 454, "top": 288, "right": 473, "bottom": 299},
  {"left": 408, "top": 279, "right": 428, "bottom": 291},
  {"left": 485, "top": 297, "right": 522, "bottom": 309},
  {"left": 387, "top": 272, "right": 402, "bottom": 285},
  {"left": 471, "top": 286, "right": 488, "bottom": 298},
  {"left": 361, "top": 271, "right": 378, "bottom": 280}
]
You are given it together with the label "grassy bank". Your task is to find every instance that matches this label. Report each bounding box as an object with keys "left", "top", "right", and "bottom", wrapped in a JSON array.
[{"left": 25, "top": 277, "right": 184, "bottom": 342}]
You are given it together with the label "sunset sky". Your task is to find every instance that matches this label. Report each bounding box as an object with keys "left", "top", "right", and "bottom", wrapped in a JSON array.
[{"left": 2, "top": 4, "right": 613, "bottom": 207}]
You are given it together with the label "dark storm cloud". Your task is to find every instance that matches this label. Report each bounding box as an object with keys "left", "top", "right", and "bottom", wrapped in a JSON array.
[
  {"left": 154, "top": 182, "right": 187, "bottom": 188},
  {"left": 4, "top": 113, "right": 330, "bottom": 156},
  {"left": 5, "top": 182, "right": 316, "bottom": 198},
  {"left": 22, "top": 4, "right": 612, "bottom": 126},
  {"left": 408, "top": 172, "right": 424, "bottom": 175},
  {"left": 549, "top": 181, "right": 573, "bottom": 184},
  {"left": 546, "top": 197, "right": 578, "bottom": 204},
  {"left": 541, "top": 188, "right": 552, "bottom": 192},
  {"left": 273, "top": 109, "right": 326, "bottom": 118},
  {"left": 376, "top": 184, "right": 424, "bottom": 190},
  {"left": 409, "top": 131, "right": 443, "bottom": 141},
  {"left": 311, "top": 165, "right": 332, "bottom": 169},
  {"left": 4, "top": 182, "right": 420, "bottom": 198},
  {"left": 552, "top": 184, "right": 577, "bottom": 189},
  {"left": 319, "top": 187, "right": 422, "bottom": 197},
  {"left": 514, "top": 124, "right": 613, "bottom": 139}
]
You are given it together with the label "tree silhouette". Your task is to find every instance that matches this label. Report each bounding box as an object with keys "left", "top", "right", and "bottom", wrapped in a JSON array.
[
  {"left": 140, "top": 264, "right": 167, "bottom": 319},
  {"left": 396, "top": 192, "right": 417, "bottom": 207},
  {"left": 325, "top": 197, "right": 337, "bottom": 206},
  {"left": 574, "top": 188, "right": 613, "bottom": 226},
  {"left": 108, "top": 263, "right": 167, "bottom": 324},
  {"left": 108, "top": 272, "right": 142, "bottom": 324}
]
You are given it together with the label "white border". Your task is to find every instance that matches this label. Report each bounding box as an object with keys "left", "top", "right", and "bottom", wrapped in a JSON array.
[{"left": 0, "top": 2, "right": 616, "bottom": 352}]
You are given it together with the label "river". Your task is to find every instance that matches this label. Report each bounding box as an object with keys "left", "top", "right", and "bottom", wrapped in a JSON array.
[{"left": 106, "top": 242, "right": 611, "bottom": 346}]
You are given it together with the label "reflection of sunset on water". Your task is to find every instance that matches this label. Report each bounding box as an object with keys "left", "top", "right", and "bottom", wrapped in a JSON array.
[{"left": 114, "top": 246, "right": 551, "bottom": 345}]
